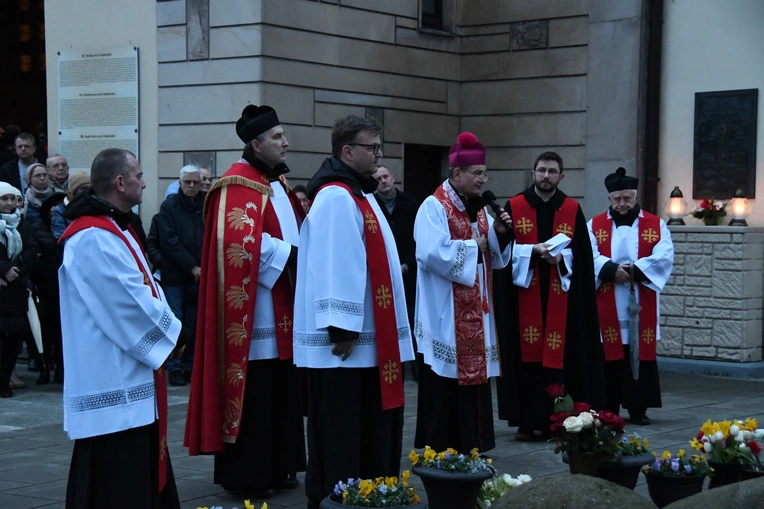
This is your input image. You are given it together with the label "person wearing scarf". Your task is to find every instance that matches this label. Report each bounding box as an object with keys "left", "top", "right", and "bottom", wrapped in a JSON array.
[
  {"left": 23, "top": 162, "right": 57, "bottom": 223},
  {"left": 0, "top": 182, "right": 39, "bottom": 398}
]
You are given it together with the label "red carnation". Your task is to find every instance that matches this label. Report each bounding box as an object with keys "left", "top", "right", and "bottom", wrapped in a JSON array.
[
  {"left": 596, "top": 410, "right": 626, "bottom": 434},
  {"left": 749, "top": 440, "right": 762, "bottom": 456},
  {"left": 550, "top": 411, "right": 570, "bottom": 432},
  {"left": 573, "top": 402, "right": 591, "bottom": 415},
  {"left": 700, "top": 199, "right": 711, "bottom": 210},
  {"left": 545, "top": 384, "right": 565, "bottom": 399},
  {"left": 457, "top": 132, "right": 478, "bottom": 148}
]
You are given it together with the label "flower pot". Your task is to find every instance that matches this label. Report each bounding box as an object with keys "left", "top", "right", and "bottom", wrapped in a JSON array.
[
  {"left": 411, "top": 465, "right": 492, "bottom": 509},
  {"left": 707, "top": 461, "right": 742, "bottom": 489},
  {"left": 319, "top": 495, "right": 426, "bottom": 509},
  {"left": 597, "top": 453, "right": 654, "bottom": 490},
  {"left": 644, "top": 472, "right": 705, "bottom": 508},
  {"left": 567, "top": 452, "right": 600, "bottom": 477},
  {"left": 741, "top": 469, "right": 764, "bottom": 481}
]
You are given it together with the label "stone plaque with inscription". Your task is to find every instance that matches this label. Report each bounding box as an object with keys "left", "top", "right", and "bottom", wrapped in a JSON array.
[{"left": 693, "top": 89, "right": 758, "bottom": 199}]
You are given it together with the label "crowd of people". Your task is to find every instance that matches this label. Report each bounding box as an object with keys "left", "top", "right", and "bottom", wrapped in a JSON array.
[{"left": 0, "top": 106, "right": 675, "bottom": 509}]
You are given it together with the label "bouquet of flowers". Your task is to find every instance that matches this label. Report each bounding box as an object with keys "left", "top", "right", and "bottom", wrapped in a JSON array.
[
  {"left": 690, "top": 418, "right": 762, "bottom": 470},
  {"left": 332, "top": 472, "right": 421, "bottom": 506},
  {"left": 619, "top": 433, "right": 650, "bottom": 456},
  {"left": 689, "top": 199, "right": 727, "bottom": 225},
  {"left": 475, "top": 473, "right": 532, "bottom": 509},
  {"left": 409, "top": 446, "right": 495, "bottom": 474},
  {"left": 547, "top": 384, "right": 626, "bottom": 458},
  {"left": 642, "top": 450, "right": 710, "bottom": 477}
]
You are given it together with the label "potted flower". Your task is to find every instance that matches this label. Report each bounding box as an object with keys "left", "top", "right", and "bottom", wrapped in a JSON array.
[
  {"left": 409, "top": 446, "right": 494, "bottom": 509},
  {"left": 642, "top": 450, "right": 710, "bottom": 508},
  {"left": 689, "top": 199, "right": 727, "bottom": 225},
  {"left": 690, "top": 417, "right": 760, "bottom": 488},
  {"left": 596, "top": 434, "right": 653, "bottom": 489},
  {"left": 547, "top": 384, "right": 625, "bottom": 477},
  {"left": 320, "top": 472, "right": 424, "bottom": 509},
  {"left": 475, "top": 473, "right": 532, "bottom": 509}
]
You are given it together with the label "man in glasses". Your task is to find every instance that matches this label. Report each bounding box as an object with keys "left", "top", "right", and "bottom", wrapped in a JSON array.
[
  {"left": 495, "top": 151, "right": 603, "bottom": 441},
  {"left": 185, "top": 104, "right": 306, "bottom": 499},
  {"left": 413, "top": 132, "right": 513, "bottom": 453},
  {"left": 158, "top": 164, "right": 205, "bottom": 387},
  {"left": 293, "top": 114, "right": 415, "bottom": 508}
]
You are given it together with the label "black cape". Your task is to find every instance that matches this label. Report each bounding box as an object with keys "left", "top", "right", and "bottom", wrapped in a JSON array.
[{"left": 495, "top": 186, "right": 604, "bottom": 431}]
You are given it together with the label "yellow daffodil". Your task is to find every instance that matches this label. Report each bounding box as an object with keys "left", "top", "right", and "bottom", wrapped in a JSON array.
[
  {"left": 690, "top": 437, "right": 703, "bottom": 450},
  {"left": 700, "top": 419, "right": 715, "bottom": 436},
  {"left": 661, "top": 451, "right": 672, "bottom": 460},
  {"left": 719, "top": 420, "right": 732, "bottom": 438},
  {"left": 409, "top": 450, "right": 420, "bottom": 465},
  {"left": 678, "top": 449, "right": 686, "bottom": 458},
  {"left": 402, "top": 469, "right": 410, "bottom": 487},
  {"left": 746, "top": 417, "right": 759, "bottom": 431}
]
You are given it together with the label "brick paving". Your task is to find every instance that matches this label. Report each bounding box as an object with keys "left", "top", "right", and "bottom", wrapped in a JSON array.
[{"left": 1, "top": 365, "right": 763, "bottom": 509}]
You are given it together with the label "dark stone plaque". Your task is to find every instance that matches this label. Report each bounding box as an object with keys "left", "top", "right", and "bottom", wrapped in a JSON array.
[{"left": 693, "top": 89, "right": 758, "bottom": 199}]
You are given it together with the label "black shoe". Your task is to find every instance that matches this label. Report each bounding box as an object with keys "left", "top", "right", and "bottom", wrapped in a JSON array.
[
  {"left": 630, "top": 415, "right": 651, "bottom": 426},
  {"left": 28, "top": 358, "right": 41, "bottom": 372},
  {"left": 168, "top": 370, "right": 186, "bottom": 386},
  {"left": 226, "top": 487, "right": 274, "bottom": 499},
  {"left": 37, "top": 369, "right": 50, "bottom": 385},
  {"left": 53, "top": 366, "right": 64, "bottom": 384},
  {"left": 271, "top": 477, "right": 299, "bottom": 490},
  {"left": 0, "top": 388, "right": 13, "bottom": 398}
]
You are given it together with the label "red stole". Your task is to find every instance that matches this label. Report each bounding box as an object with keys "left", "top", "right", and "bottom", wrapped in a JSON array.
[
  {"left": 185, "top": 163, "right": 304, "bottom": 455},
  {"left": 60, "top": 216, "right": 169, "bottom": 493},
  {"left": 319, "top": 182, "right": 405, "bottom": 410},
  {"left": 591, "top": 211, "right": 660, "bottom": 362},
  {"left": 509, "top": 194, "right": 578, "bottom": 370},
  {"left": 432, "top": 184, "right": 491, "bottom": 385}
]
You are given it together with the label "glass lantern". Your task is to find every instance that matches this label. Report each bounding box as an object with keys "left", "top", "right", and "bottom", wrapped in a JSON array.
[
  {"left": 664, "top": 186, "right": 687, "bottom": 225},
  {"left": 728, "top": 188, "right": 751, "bottom": 226}
]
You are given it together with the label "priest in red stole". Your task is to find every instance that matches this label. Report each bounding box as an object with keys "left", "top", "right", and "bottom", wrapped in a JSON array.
[
  {"left": 587, "top": 168, "right": 673, "bottom": 425},
  {"left": 413, "top": 132, "right": 513, "bottom": 453},
  {"left": 184, "top": 105, "right": 306, "bottom": 499},
  {"left": 292, "top": 115, "right": 415, "bottom": 509},
  {"left": 495, "top": 151, "right": 604, "bottom": 441}
]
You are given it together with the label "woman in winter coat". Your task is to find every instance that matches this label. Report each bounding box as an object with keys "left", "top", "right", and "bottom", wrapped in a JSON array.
[
  {"left": 22, "top": 163, "right": 57, "bottom": 225},
  {"left": 0, "top": 183, "right": 39, "bottom": 397}
]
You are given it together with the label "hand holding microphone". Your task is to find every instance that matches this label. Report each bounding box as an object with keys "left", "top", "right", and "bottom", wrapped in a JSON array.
[{"left": 481, "top": 190, "right": 512, "bottom": 233}]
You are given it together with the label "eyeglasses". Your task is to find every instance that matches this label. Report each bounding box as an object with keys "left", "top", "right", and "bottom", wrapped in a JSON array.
[
  {"left": 463, "top": 168, "right": 489, "bottom": 181},
  {"left": 349, "top": 143, "right": 382, "bottom": 155},
  {"left": 181, "top": 180, "right": 200, "bottom": 186},
  {"left": 534, "top": 168, "right": 561, "bottom": 177}
]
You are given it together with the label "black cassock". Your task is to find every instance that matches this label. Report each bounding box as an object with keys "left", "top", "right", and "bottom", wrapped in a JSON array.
[{"left": 495, "top": 187, "right": 604, "bottom": 431}]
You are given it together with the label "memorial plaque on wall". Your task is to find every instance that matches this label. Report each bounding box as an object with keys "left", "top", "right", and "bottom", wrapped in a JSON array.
[
  {"left": 57, "top": 46, "right": 139, "bottom": 171},
  {"left": 693, "top": 89, "right": 758, "bottom": 199}
]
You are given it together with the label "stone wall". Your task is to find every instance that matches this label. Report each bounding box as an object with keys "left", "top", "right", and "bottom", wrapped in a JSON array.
[{"left": 659, "top": 226, "right": 764, "bottom": 362}]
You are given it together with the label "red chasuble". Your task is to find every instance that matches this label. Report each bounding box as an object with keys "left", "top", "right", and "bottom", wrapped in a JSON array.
[
  {"left": 432, "top": 184, "right": 491, "bottom": 385},
  {"left": 184, "top": 162, "right": 305, "bottom": 455},
  {"left": 509, "top": 194, "right": 578, "bottom": 370},
  {"left": 591, "top": 211, "right": 660, "bottom": 362},
  {"left": 318, "top": 182, "right": 405, "bottom": 410},
  {"left": 60, "top": 216, "right": 169, "bottom": 493}
]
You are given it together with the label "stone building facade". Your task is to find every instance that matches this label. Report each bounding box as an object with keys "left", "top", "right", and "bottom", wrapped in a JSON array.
[{"left": 155, "top": 0, "right": 648, "bottom": 216}]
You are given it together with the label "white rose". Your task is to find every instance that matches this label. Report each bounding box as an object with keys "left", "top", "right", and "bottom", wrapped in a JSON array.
[
  {"left": 506, "top": 477, "right": 519, "bottom": 487},
  {"left": 502, "top": 474, "right": 513, "bottom": 484},
  {"left": 563, "top": 416, "right": 585, "bottom": 433},
  {"left": 704, "top": 441, "right": 713, "bottom": 452},
  {"left": 735, "top": 433, "right": 745, "bottom": 442},
  {"left": 517, "top": 474, "right": 532, "bottom": 484},
  {"left": 715, "top": 431, "right": 724, "bottom": 441},
  {"left": 730, "top": 425, "right": 739, "bottom": 436},
  {"left": 579, "top": 412, "right": 594, "bottom": 428}
]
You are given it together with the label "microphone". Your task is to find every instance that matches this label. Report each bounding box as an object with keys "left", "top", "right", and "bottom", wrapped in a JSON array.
[{"left": 481, "top": 190, "right": 512, "bottom": 231}]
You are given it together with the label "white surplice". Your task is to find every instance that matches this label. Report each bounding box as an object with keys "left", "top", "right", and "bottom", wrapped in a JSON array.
[
  {"left": 587, "top": 210, "right": 674, "bottom": 343},
  {"left": 292, "top": 185, "right": 415, "bottom": 368},
  {"left": 413, "top": 188, "right": 512, "bottom": 379},
  {"left": 248, "top": 178, "right": 300, "bottom": 360},
  {"left": 59, "top": 220, "right": 181, "bottom": 440}
]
